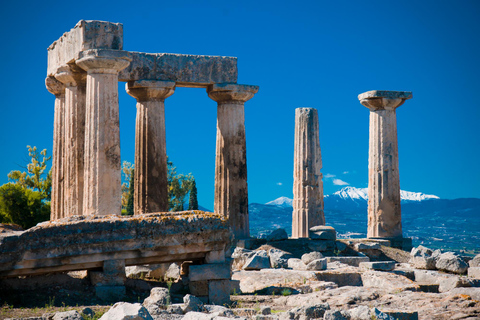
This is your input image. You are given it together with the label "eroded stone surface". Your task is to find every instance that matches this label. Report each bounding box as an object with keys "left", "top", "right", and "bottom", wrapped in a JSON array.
[
  {"left": 208, "top": 84, "right": 258, "bottom": 239},
  {"left": 0, "top": 211, "right": 229, "bottom": 277},
  {"left": 292, "top": 108, "right": 324, "bottom": 238},
  {"left": 359, "top": 90, "right": 412, "bottom": 238}
]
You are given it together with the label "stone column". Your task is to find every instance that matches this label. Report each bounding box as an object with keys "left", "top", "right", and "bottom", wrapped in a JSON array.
[
  {"left": 46, "top": 76, "right": 66, "bottom": 221},
  {"left": 55, "top": 65, "right": 86, "bottom": 217},
  {"left": 126, "top": 80, "right": 175, "bottom": 214},
  {"left": 76, "top": 49, "right": 131, "bottom": 216},
  {"left": 292, "top": 108, "right": 325, "bottom": 239},
  {"left": 207, "top": 83, "right": 258, "bottom": 239},
  {"left": 358, "top": 90, "right": 412, "bottom": 239}
]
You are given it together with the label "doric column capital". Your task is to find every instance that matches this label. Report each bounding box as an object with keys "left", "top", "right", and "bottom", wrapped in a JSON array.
[
  {"left": 126, "top": 80, "right": 176, "bottom": 102},
  {"left": 359, "top": 90, "right": 412, "bottom": 111},
  {"left": 54, "top": 65, "right": 86, "bottom": 87},
  {"left": 76, "top": 49, "right": 131, "bottom": 74},
  {"left": 207, "top": 83, "right": 259, "bottom": 103},
  {"left": 45, "top": 76, "right": 65, "bottom": 96}
]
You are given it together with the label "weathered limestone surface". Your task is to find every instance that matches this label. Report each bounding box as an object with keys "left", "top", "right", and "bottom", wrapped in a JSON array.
[
  {"left": 208, "top": 83, "right": 258, "bottom": 239},
  {"left": 47, "top": 20, "right": 123, "bottom": 77},
  {"left": 55, "top": 65, "right": 87, "bottom": 217},
  {"left": 47, "top": 21, "right": 237, "bottom": 87},
  {"left": 126, "top": 80, "right": 175, "bottom": 214},
  {"left": 119, "top": 52, "right": 237, "bottom": 86},
  {"left": 46, "top": 76, "right": 66, "bottom": 221},
  {"left": 0, "top": 211, "right": 229, "bottom": 278},
  {"left": 292, "top": 108, "right": 325, "bottom": 239},
  {"left": 359, "top": 90, "right": 412, "bottom": 239},
  {"left": 76, "top": 49, "right": 131, "bottom": 216}
]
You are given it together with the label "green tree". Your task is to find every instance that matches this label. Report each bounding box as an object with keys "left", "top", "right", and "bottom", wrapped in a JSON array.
[
  {"left": 168, "top": 159, "right": 194, "bottom": 211},
  {"left": 121, "top": 161, "right": 134, "bottom": 213},
  {"left": 8, "top": 146, "right": 52, "bottom": 200},
  {"left": 0, "top": 183, "right": 50, "bottom": 229},
  {"left": 0, "top": 146, "right": 52, "bottom": 229},
  {"left": 188, "top": 178, "right": 198, "bottom": 210},
  {"left": 126, "top": 169, "right": 134, "bottom": 215}
]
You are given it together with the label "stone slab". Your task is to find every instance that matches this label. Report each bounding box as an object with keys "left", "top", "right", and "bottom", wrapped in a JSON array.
[
  {"left": 118, "top": 52, "right": 237, "bottom": 86},
  {"left": 358, "top": 90, "right": 413, "bottom": 100},
  {"left": 315, "top": 271, "right": 363, "bottom": 287},
  {"left": 327, "top": 256, "right": 370, "bottom": 267},
  {"left": 468, "top": 267, "right": 480, "bottom": 279},
  {"left": 359, "top": 261, "right": 396, "bottom": 271},
  {"left": 0, "top": 211, "right": 230, "bottom": 278},
  {"left": 189, "top": 263, "right": 231, "bottom": 282},
  {"left": 48, "top": 20, "right": 123, "bottom": 76}
]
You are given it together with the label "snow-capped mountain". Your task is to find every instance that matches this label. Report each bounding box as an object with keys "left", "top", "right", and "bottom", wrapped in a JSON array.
[
  {"left": 250, "top": 187, "right": 479, "bottom": 254},
  {"left": 266, "top": 187, "right": 439, "bottom": 206},
  {"left": 266, "top": 196, "right": 293, "bottom": 207}
]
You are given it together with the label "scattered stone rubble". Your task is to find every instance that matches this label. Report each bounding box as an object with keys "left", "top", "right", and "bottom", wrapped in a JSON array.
[{"left": 4, "top": 233, "right": 480, "bottom": 320}]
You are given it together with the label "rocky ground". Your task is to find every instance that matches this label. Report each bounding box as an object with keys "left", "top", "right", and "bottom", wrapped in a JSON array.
[{"left": 1, "top": 233, "right": 480, "bottom": 320}]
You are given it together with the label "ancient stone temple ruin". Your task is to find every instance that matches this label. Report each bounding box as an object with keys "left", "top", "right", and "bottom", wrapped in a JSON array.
[
  {"left": 292, "top": 108, "right": 325, "bottom": 238},
  {"left": 45, "top": 20, "right": 258, "bottom": 239},
  {"left": 358, "top": 90, "right": 412, "bottom": 243}
]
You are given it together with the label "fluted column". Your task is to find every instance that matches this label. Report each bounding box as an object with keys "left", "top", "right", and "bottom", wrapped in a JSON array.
[
  {"left": 46, "top": 76, "right": 66, "bottom": 221},
  {"left": 55, "top": 65, "right": 86, "bottom": 217},
  {"left": 76, "top": 49, "right": 131, "bottom": 216},
  {"left": 208, "top": 83, "right": 259, "bottom": 239},
  {"left": 126, "top": 80, "right": 175, "bottom": 214},
  {"left": 292, "top": 108, "right": 325, "bottom": 239},
  {"left": 358, "top": 90, "right": 412, "bottom": 239}
]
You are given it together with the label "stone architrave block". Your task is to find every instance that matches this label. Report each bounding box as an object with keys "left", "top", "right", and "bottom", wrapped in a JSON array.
[
  {"left": 208, "top": 280, "right": 231, "bottom": 306},
  {"left": 309, "top": 226, "right": 336, "bottom": 240},
  {"left": 189, "top": 263, "right": 231, "bottom": 282},
  {"left": 189, "top": 280, "right": 209, "bottom": 296},
  {"left": 48, "top": 20, "right": 123, "bottom": 76},
  {"left": 117, "top": 52, "right": 238, "bottom": 86},
  {"left": 468, "top": 267, "right": 480, "bottom": 279},
  {"left": 359, "top": 261, "right": 396, "bottom": 271}
]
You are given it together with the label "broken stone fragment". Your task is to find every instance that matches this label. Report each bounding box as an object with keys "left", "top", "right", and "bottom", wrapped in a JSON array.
[
  {"left": 182, "top": 294, "right": 204, "bottom": 313},
  {"left": 268, "top": 248, "right": 293, "bottom": 269},
  {"left": 309, "top": 225, "right": 336, "bottom": 240},
  {"left": 165, "top": 262, "right": 181, "bottom": 280},
  {"left": 468, "top": 267, "right": 480, "bottom": 279},
  {"left": 359, "top": 261, "right": 396, "bottom": 271},
  {"left": 52, "top": 310, "right": 83, "bottom": 320},
  {"left": 288, "top": 258, "right": 307, "bottom": 270},
  {"left": 99, "top": 302, "right": 153, "bottom": 320},
  {"left": 435, "top": 252, "right": 468, "bottom": 274},
  {"left": 469, "top": 254, "right": 480, "bottom": 267},
  {"left": 243, "top": 250, "right": 270, "bottom": 270},
  {"left": 409, "top": 245, "right": 437, "bottom": 270},
  {"left": 305, "top": 258, "right": 328, "bottom": 271},
  {"left": 143, "top": 287, "right": 170, "bottom": 314},
  {"left": 301, "top": 251, "right": 324, "bottom": 265}
]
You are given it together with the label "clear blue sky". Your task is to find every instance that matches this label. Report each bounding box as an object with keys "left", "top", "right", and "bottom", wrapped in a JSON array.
[{"left": 0, "top": 0, "right": 479, "bottom": 209}]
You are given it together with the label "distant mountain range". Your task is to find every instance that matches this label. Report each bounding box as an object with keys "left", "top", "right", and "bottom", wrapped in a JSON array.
[{"left": 250, "top": 187, "right": 480, "bottom": 255}]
